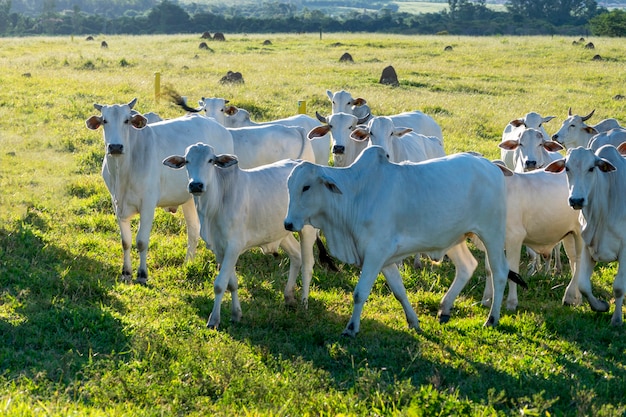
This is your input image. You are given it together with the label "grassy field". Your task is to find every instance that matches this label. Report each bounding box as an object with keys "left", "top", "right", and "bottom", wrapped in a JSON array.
[{"left": 1, "top": 33, "right": 626, "bottom": 416}]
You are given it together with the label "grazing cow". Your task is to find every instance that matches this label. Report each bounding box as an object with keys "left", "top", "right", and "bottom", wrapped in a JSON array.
[
  {"left": 326, "top": 89, "right": 443, "bottom": 141},
  {"left": 480, "top": 163, "right": 583, "bottom": 311},
  {"left": 170, "top": 92, "right": 330, "bottom": 165},
  {"left": 498, "top": 127, "right": 563, "bottom": 172},
  {"left": 350, "top": 115, "right": 446, "bottom": 162},
  {"left": 85, "top": 98, "right": 235, "bottom": 284},
  {"left": 501, "top": 112, "right": 555, "bottom": 170},
  {"left": 284, "top": 146, "right": 523, "bottom": 337},
  {"left": 588, "top": 128, "right": 626, "bottom": 151},
  {"left": 311, "top": 112, "right": 370, "bottom": 167},
  {"left": 551, "top": 108, "right": 623, "bottom": 149},
  {"left": 163, "top": 144, "right": 316, "bottom": 329},
  {"left": 545, "top": 144, "right": 626, "bottom": 326}
]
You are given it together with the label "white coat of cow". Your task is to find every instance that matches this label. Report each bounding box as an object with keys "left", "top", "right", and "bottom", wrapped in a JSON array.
[
  {"left": 588, "top": 128, "right": 626, "bottom": 152},
  {"left": 326, "top": 89, "right": 443, "bottom": 141},
  {"left": 171, "top": 92, "right": 330, "bottom": 165},
  {"left": 350, "top": 115, "right": 446, "bottom": 162},
  {"left": 545, "top": 144, "right": 626, "bottom": 326},
  {"left": 551, "top": 108, "right": 623, "bottom": 150},
  {"left": 501, "top": 112, "right": 555, "bottom": 170},
  {"left": 163, "top": 143, "right": 316, "bottom": 329},
  {"left": 498, "top": 127, "right": 564, "bottom": 172},
  {"left": 284, "top": 146, "right": 523, "bottom": 337},
  {"left": 480, "top": 163, "right": 583, "bottom": 311},
  {"left": 85, "top": 98, "right": 235, "bottom": 284}
]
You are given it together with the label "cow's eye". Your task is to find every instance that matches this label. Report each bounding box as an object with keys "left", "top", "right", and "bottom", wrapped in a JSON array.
[
  {"left": 588, "top": 167, "right": 594, "bottom": 172},
  {"left": 302, "top": 185, "right": 310, "bottom": 192},
  {"left": 565, "top": 167, "right": 569, "bottom": 172},
  {"left": 124, "top": 119, "right": 129, "bottom": 124}
]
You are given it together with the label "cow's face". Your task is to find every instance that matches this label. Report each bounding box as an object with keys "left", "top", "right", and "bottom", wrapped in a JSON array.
[
  {"left": 199, "top": 97, "right": 229, "bottom": 125},
  {"left": 285, "top": 162, "right": 339, "bottom": 232},
  {"left": 327, "top": 89, "right": 366, "bottom": 115},
  {"left": 326, "top": 113, "right": 361, "bottom": 167},
  {"left": 85, "top": 98, "right": 146, "bottom": 156},
  {"left": 551, "top": 110, "right": 596, "bottom": 149},
  {"left": 499, "top": 128, "right": 563, "bottom": 172}
]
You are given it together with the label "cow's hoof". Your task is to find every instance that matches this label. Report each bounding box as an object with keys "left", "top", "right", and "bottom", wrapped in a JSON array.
[{"left": 438, "top": 314, "right": 450, "bottom": 324}]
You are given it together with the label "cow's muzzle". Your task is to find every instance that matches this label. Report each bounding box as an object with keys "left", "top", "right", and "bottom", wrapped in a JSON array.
[
  {"left": 108, "top": 144, "right": 124, "bottom": 155},
  {"left": 569, "top": 197, "right": 584, "bottom": 210},
  {"left": 189, "top": 182, "right": 204, "bottom": 194},
  {"left": 524, "top": 160, "right": 537, "bottom": 171},
  {"left": 332, "top": 145, "right": 345, "bottom": 155}
]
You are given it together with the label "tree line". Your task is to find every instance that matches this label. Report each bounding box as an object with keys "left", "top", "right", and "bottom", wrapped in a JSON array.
[{"left": 0, "top": 0, "right": 624, "bottom": 37}]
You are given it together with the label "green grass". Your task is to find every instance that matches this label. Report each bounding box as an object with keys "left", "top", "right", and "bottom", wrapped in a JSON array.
[{"left": 1, "top": 33, "right": 626, "bottom": 416}]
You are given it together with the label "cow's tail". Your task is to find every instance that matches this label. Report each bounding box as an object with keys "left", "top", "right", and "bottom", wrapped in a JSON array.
[
  {"left": 164, "top": 86, "right": 202, "bottom": 113},
  {"left": 507, "top": 270, "right": 528, "bottom": 289}
]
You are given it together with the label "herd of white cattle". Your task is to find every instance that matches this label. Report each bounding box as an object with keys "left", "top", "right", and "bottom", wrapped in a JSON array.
[{"left": 85, "top": 90, "right": 626, "bottom": 337}]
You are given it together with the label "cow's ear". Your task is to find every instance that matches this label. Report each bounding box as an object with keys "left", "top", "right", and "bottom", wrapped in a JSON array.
[
  {"left": 163, "top": 155, "right": 186, "bottom": 169},
  {"left": 308, "top": 125, "right": 330, "bottom": 139},
  {"left": 542, "top": 115, "right": 556, "bottom": 124},
  {"left": 393, "top": 127, "right": 413, "bottom": 137},
  {"left": 492, "top": 161, "right": 514, "bottom": 177},
  {"left": 350, "top": 128, "right": 369, "bottom": 142},
  {"left": 130, "top": 114, "right": 147, "bottom": 129},
  {"left": 224, "top": 106, "right": 238, "bottom": 116},
  {"left": 584, "top": 126, "right": 598, "bottom": 135},
  {"left": 321, "top": 175, "right": 342, "bottom": 194},
  {"left": 596, "top": 158, "right": 616, "bottom": 173},
  {"left": 509, "top": 119, "right": 525, "bottom": 128},
  {"left": 215, "top": 154, "right": 238, "bottom": 168},
  {"left": 544, "top": 159, "right": 566, "bottom": 173},
  {"left": 543, "top": 140, "right": 564, "bottom": 152},
  {"left": 85, "top": 115, "right": 102, "bottom": 130},
  {"left": 498, "top": 139, "right": 519, "bottom": 151},
  {"left": 353, "top": 97, "right": 367, "bottom": 107},
  {"left": 616, "top": 142, "right": 626, "bottom": 156}
]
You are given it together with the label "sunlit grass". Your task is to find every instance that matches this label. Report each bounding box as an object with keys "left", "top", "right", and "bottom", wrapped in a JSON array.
[{"left": 0, "top": 33, "right": 625, "bottom": 416}]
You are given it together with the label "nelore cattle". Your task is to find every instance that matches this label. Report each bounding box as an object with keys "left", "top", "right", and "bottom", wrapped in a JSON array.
[
  {"left": 164, "top": 143, "right": 316, "bottom": 329},
  {"left": 500, "top": 111, "right": 555, "bottom": 170},
  {"left": 284, "top": 146, "right": 523, "bottom": 337},
  {"left": 85, "top": 98, "right": 234, "bottom": 284},
  {"left": 551, "top": 108, "right": 623, "bottom": 149},
  {"left": 546, "top": 144, "right": 626, "bottom": 326}
]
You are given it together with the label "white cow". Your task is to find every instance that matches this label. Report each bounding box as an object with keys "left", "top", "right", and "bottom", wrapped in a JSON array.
[
  {"left": 501, "top": 112, "right": 555, "bottom": 170},
  {"left": 588, "top": 128, "right": 626, "bottom": 151},
  {"left": 480, "top": 163, "right": 583, "bottom": 311},
  {"left": 227, "top": 124, "right": 315, "bottom": 168},
  {"left": 310, "top": 112, "right": 369, "bottom": 167},
  {"left": 350, "top": 115, "right": 446, "bottom": 162},
  {"left": 85, "top": 98, "right": 235, "bottom": 284},
  {"left": 284, "top": 146, "right": 523, "bottom": 337},
  {"left": 326, "top": 89, "right": 443, "bottom": 141},
  {"left": 163, "top": 144, "right": 316, "bottom": 329},
  {"left": 545, "top": 144, "right": 626, "bottom": 326},
  {"left": 551, "top": 108, "right": 623, "bottom": 150},
  {"left": 498, "top": 127, "right": 564, "bottom": 172},
  {"left": 171, "top": 92, "right": 330, "bottom": 165}
]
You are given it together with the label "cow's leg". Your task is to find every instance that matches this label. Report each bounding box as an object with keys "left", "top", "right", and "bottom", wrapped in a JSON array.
[
  {"left": 381, "top": 264, "right": 420, "bottom": 332},
  {"left": 298, "top": 226, "right": 317, "bottom": 308},
  {"left": 118, "top": 216, "right": 133, "bottom": 283},
  {"left": 503, "top": 236, "right": 523, "bottom": 312},
  {"left": 552, "top": 242, "right": 563, "bottom": 275},
  {"left": 611, "top": 256, "right": 626, "bottom": 326},
  {"left": 181, "top": 198, "right": 200, "bottom": 262},
  {"left": 439, "top": 241, "right": 478, "bottom": 323},
  {"left": 562, "top": 234, "right": 582, "bottom": 306},
  {"left": 207, "top": 251, "right": 242, "bottom": 329},
  {"left": 135, "top": 208, "right": 156, "bottom": 285},
  {"left": 343, "top": 257, "right": 387, "bottom": 337},
  {"left": 280, "top": 234, "right": 303, "bottom": 308},
  {"left": 577, "top": 246, "right": 609, "bottom": 313},
  {"left": 526, "top": 247, "right": 540, "bottom": 276},
  {"left": 482, "top": 242, "right": 511, "bottom": 327}
]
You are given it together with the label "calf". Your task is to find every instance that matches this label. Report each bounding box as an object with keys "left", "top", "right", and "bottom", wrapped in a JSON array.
[{"left": 164, "top": 144, "right": 316, "bottom": 329}]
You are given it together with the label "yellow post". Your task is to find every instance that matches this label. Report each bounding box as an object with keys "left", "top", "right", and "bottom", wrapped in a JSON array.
[
  {"left": 297, "top": 100, "right": 306, "bottom": 114},
  {"left": 154, "top": 72, "right": 161, "bottom": 102}
]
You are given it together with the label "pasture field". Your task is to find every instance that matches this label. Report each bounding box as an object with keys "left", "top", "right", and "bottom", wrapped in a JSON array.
[{"left": 1, "top": 33, "right": 626, "bottom": 416}]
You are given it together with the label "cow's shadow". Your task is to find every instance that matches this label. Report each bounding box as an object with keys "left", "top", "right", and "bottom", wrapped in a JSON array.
[{"left": 0, "top": 210, "right": 129, "bottom": 385}]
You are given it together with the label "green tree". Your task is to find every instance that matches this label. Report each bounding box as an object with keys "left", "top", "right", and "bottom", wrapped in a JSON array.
[
  {"left": 506, "top": 0, "right": 599, "bottom": 24},
  {"left": 590, "top": 9, "right": 626, "bottom": 36}
]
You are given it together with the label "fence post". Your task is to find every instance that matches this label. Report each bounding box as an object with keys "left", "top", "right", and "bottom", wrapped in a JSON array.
[{"left": 154, "top": 72, "right": 161, "bottom": 102}]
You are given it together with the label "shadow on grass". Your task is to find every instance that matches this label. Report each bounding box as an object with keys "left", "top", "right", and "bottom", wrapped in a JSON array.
[{"left": 0, "top": 210, "right": 129, "bottom": 386}]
